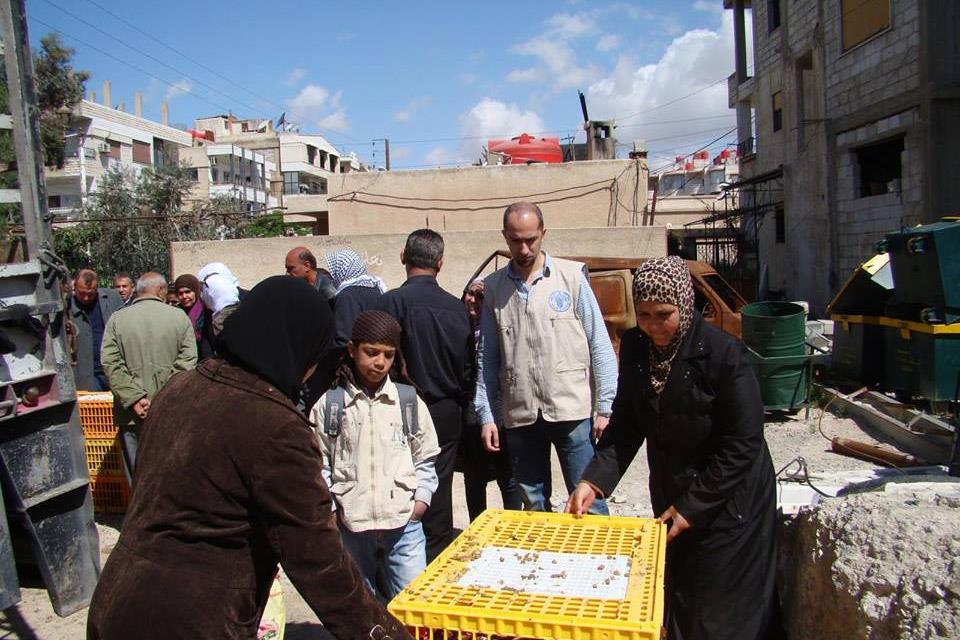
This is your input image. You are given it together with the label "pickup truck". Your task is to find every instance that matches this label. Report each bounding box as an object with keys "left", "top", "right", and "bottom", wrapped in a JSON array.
[{"left": 467, "top": 252, "right": 747, "bottom": 353}]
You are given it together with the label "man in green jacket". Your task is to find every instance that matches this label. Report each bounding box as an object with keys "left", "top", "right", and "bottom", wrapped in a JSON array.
[{"left": 101, "top": 272, "right": 198, "bottom": 482}]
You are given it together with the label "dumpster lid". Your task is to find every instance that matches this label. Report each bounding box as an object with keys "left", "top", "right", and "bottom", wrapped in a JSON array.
[{"left": 827, "top": 252, "right": 893, "bottom": 316}]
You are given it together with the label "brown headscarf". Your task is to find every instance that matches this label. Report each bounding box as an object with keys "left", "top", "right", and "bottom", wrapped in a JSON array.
[
  {"left": 632, "top": 256, "right": 695, "bottom": 394},
  {"left": 174, "top": 274, "right": 204, "bottom": 340}
]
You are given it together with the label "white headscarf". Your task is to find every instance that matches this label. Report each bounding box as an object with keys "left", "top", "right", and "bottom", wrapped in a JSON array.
[
  {"left": 325, "top": 249, "right": 386, "bottom": 295},
  {"left": 197, "top": 262, "right": 240, "bottom": 314}
]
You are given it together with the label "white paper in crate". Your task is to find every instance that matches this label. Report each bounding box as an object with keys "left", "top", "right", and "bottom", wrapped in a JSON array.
[{"left": 455, "top": 546, "right": 631, "bottom": 600}]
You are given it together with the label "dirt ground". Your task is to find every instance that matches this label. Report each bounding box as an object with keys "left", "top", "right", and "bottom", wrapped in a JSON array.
[{"left": 0, "top": 409, "right": 904, "bottom": 639}]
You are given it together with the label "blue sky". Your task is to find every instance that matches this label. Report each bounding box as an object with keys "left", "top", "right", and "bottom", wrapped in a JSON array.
[{"left": 27, "top": 0, "right": 746, "bottom": 171}]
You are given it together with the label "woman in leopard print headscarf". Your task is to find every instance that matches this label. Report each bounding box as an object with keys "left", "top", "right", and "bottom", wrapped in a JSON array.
[
  {"left": 568, "top": 256, "right": 780, "bottom": 640},
  {"left": 630, "top": 256, "right": 696, "bottom": 394}
]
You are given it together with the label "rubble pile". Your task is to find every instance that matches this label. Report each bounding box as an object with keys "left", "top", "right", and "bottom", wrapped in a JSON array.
[{"left": 782, "top": 483, "right": 960, "bottom": 639}]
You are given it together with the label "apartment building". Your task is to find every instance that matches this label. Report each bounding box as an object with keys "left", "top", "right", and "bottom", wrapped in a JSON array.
[
  {"left": 45, "top": 96, "right": 191, "bottom": 217},
  {"left": 725, "top": 0, "right": 960, "bottom": 314},
  {"left": 192, "top": 115, "right": 361, "bottom": 233},
  {"left": 180, "top": 142, "right": 278, "bottom": 212}
]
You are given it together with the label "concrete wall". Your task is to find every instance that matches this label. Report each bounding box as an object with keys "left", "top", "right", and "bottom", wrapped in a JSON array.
[
  {"left": 171, "top": 226, "right": 667, "bottom": 296},
  {"left": 325, "top": 159, "right": 648, "bottom": 236},
  {"left": 834, "top": 109, "right": 924, "bottom": 276},
  {"left": 729, "top": 0, "right": 948, "bottom": 314}
]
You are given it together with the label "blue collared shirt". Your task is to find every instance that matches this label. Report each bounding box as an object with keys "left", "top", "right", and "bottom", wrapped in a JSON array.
[{"left": 474, "top": 253, "right": 617, "bottom": 425}]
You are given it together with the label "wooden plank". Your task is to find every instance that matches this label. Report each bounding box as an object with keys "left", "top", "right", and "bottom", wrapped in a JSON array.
[
  {"left": 820, "top": 385, "right": 950, "bottom": 464},
  {"left": 857, "top": 390, "right": 955, "bottom": 436}
]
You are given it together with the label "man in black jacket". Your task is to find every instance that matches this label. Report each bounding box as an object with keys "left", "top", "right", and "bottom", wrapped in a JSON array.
[
  {"left": 378, "top": 229, "right": 473, "bottom": 562},
  {"left": 68, "top": 269, "right": 124, "bottom": 391}
]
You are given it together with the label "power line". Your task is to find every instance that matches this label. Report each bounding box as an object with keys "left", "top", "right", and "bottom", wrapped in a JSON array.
[
  {"left": 388, "top": 126, "right": 738, "bottom": 170},
  {"left": 360, "top": 114, "right": 736, "bottom": 152},
  {"left": 649, "top": 127, "right": 738, "bottom": 174},
  {"left": 40, "top": 0, "right": 268, "bottom": 118},
  {"left": 39, "top": 0, "right": 360, "bottom": 144},
  {"left": 28, "top": 16, "right": 235, "bottom": 115},
  {"left": 615, "top": 77, "right": 729, "bottom": 122},
  {"left": 81, "top": 0, "right": 283, "bottom": 114}
]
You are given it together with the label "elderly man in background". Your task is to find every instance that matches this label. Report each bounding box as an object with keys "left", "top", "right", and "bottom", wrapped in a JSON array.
[
  {"left": 113, "top": 273, "right": 135, "bottom": 305},
  {"left": 101, "top": 272, "right": 198, "bottom": 482},
  {"left": 285, "top": 246, "right": 337, "bottom": 301},
  {"left": 67, "top": 269, "right": 124, "bottom": 391}
]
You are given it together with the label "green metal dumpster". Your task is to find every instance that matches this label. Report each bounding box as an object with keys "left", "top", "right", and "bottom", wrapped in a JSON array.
[
  {"left": 881, "top": 220, "right": 960, "bottom": 322},
  {"left": 881, "top": 317, "right": 960, "bottom": 403},
  {"left": 741, "top": 302, "right": 809, "bottom": 411},
  {"left": 830, "top": 314, "right": 885, "bottom": 386}
]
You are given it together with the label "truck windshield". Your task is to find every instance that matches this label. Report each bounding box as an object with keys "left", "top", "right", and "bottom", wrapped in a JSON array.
[{"left": 702, "top": 273, "right": 745, "bottom": 311}]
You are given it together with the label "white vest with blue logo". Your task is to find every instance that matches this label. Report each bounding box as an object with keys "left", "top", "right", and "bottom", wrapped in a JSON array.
[{"left": 484, "top": 256, "right": 592, "bottom": 429}]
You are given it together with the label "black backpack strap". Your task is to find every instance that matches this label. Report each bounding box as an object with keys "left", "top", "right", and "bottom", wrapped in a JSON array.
[
  {"left": 395, "top": 383, "right": 419, "bottom": 438},
  {"left": 323, "top": 387, "right": 345, "bottom": 437}
]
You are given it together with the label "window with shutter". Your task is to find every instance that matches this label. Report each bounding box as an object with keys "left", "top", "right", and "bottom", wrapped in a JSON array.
[
  {"left": 132, "top": 140, "right": 151, "bottom": 165},
  {"left": 841, "top": 0, "right": 890, "bottom": 51}
]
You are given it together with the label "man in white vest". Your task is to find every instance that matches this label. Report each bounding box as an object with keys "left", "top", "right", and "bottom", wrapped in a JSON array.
[{"left": 476, "top": 202, "right": 616, "bottom": 514}]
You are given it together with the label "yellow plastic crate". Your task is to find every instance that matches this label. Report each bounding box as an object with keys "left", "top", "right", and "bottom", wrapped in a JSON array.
[
  {"left": 84, "top": 437, "right": 125, "bottom": 477},
  {"left": 77, "top": 391, "right": 117, "bottom": 438},
  {"left": 89, "top": 475, "right": 130, "bottom": 513},
  {"left": 389, "top": 510, "right": 666, "bottom": 640}
]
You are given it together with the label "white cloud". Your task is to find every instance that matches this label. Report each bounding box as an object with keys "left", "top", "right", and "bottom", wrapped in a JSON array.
[
  {"left": 606, "top": 3, "right": 656, "bottom": 21},
  {"left": 663, "top": 16, "right": 684, "bottom": 37},
  {"left": 288, "top": 84, "right": 351, "bottom": 133},
  {"left": 506, "top": 67, "right": 542, "bottom": 84},
  {"left": 506, "top": 11, "right": 603, "bottom": 91},
  {"left": 394, "top": 97, "right": 432, "bottom": 123},
  {"left": 458, "top": 98, "right": 545, "bottom": 160},
  {"left": 512, "top": 37, "right": 598, "bottom": 89},
  {"left": 596, "top": 34, "right": 621, "bottom": 52},
  {"left": 585, "top": 12, "right": 744, "bottom": 168},
  {"left": 317, "top": 110, "right": 350, "bottom": 133},
  {"left": 289, "top": 85, "right": 329, "bottom": 119},
  {"left": 164, "top": 79, "right": 192, "bottom": 101},
  {"left": 424, "top": 146, "right": 455, "bottom": 166},
  {"left": 545, "top": 12, "right": 595, "bottom": 39},
  {"left": 693, "top": 0, "right": 723, "bottom": 13},
  {"left": 282, "top": 67, "right": 306, "bottom": 86}
]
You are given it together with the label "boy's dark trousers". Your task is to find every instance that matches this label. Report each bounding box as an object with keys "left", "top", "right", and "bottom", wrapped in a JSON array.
[{"left": 422, "top": 398, "right": 462, "bottom": 563}]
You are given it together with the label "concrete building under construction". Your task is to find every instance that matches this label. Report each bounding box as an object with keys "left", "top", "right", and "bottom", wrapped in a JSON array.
[{"left": 725, "top": 0, "right": 960, "bottom": 314}]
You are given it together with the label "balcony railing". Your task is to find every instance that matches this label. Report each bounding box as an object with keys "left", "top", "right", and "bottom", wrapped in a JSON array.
[{"left": 737, "top": 137, "right": 755, "bottom": 159}]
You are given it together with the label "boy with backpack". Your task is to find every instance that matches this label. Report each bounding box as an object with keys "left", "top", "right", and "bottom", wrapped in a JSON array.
[{"left": 312, "top": 310, "right": 440, "bottom": 600}]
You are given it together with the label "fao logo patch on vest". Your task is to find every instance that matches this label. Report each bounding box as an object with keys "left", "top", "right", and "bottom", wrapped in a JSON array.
[{"left": 547, "top": 290, "right": 572, "bottom": 312}]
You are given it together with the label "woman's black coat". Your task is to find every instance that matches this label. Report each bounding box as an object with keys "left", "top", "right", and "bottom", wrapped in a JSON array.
[
  {"left": 584, "top": 314, "right": 774, "bottom": 527},
  {"left": 582, "top": 314, "right": 779, "bottom": 640}
]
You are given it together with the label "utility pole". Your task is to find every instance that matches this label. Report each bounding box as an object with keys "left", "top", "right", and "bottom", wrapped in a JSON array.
[
  {"left": 0, "top": 0, "right": 101, "bottom": 616},
  {"left": 373, "top": 138, "right": 390, "bottom": 170}
]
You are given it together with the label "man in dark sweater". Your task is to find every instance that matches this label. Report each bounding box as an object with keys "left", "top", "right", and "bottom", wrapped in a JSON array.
[
  {"left": 378, "top": 229, "right": 473, "bottom": 562},
  {"left": 284, "top": 246, "right": 337, "bottom": 301},
  {"left": 68, "top": 269, "right": 124, "bottom": 391}
]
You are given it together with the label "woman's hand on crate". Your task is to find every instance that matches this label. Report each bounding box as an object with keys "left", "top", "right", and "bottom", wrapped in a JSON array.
[
  {"left": 564, "top": 481, "right": 600, "bottom": 515},
  {"left": 656, "top": 506, "right": 691, "bottom": 542}
]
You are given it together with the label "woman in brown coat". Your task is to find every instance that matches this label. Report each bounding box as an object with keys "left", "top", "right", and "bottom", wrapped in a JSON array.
[{"left": 87, "top": 276, "right": 412, "bottom": 640}]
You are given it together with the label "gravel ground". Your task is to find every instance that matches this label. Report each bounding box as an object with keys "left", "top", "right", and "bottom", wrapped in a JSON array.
[{"left": 0, "top": 408, "right": 918, "bottom": 638}]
